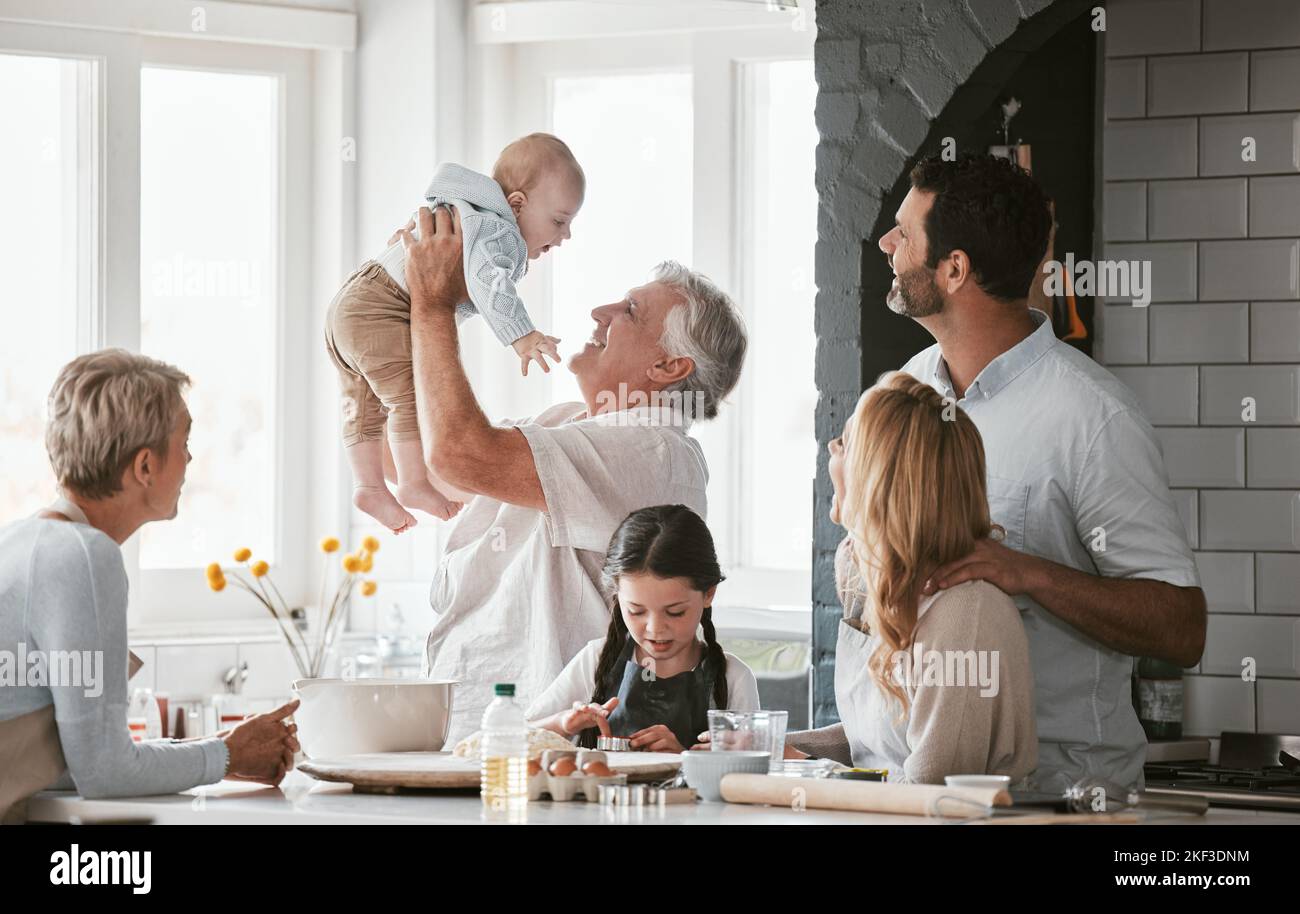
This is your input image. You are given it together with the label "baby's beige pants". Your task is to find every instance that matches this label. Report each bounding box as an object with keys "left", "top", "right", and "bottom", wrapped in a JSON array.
[{"left": 324, "top": 260, "right": 421, "bottom": 447}]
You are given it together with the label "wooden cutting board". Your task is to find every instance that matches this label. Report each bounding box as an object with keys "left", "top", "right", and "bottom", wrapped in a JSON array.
[{"left": 299, "top": 751, "right": 681, "bottom": 793}]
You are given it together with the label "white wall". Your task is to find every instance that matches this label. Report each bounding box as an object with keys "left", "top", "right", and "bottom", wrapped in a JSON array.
[{"left": 1097, "top": 0, "right": 1300, "bottom": 738}]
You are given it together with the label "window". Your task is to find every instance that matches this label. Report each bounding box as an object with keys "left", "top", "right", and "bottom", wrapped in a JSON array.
[
  {"left": 497, "top": 21, "right": 816, "bottom": 610},
  {"left": 0, "top": 53, "right": 95, "bottom": 524},
  {"left": 0, "top": 13, "right": 319, "bottom": 630},
  {"left": 738, "top": 59, "right": 818, "bottom": 572},
  {"left": 138, "top": 67, "right": 280, "bottom": 570},
  {"left": 549, "top": 72, "right": 694, "bottom": 407}
]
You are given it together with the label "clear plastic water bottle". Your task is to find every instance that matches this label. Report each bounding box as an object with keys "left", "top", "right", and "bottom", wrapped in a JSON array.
[{"left": 480, "top": 683, "right": 529, "bottom": 809}]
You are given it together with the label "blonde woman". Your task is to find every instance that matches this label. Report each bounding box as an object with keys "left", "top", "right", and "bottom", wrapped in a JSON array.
[
  {"left": 0, "top": 349, "right": 299, "bottom": 822},
  {"left": 786, "top": 372, "right": 1037, "bottom": 785}
]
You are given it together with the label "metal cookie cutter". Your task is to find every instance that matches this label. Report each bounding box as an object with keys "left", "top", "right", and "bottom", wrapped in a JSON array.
[
  {"left": 646, "top": 786, "right": 697, "bottom": 806},
  {"left": 598, "top": 783, "right": 648, "bottom": 806},
  {"left": 596, "top": 736, "right": 632, "bottom": 752}
]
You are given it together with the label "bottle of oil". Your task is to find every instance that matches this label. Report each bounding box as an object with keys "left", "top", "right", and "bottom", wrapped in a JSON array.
[
  {"left": 1135, "top": 657, "right": 1183, "bottom": 741},
  {"left": 480, "top": 683, "right": 529, "bottom": 809}
]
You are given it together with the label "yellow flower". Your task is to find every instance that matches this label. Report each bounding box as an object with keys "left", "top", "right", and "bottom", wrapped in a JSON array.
[
  {"left": 250, "top": 560, "right": 269, "bottom": 578},
  {"left": 342, "top": 554, "right": 361, "bottom": 574},
  {"left": 361, "top": 535, "right": 380, "bottom": 554},
  {"left": 208, "top": 575, "right": 226, "bottom": 592},
  {"left": 205, "top": 562, "right": 223, "bottom": 582},
  {"left": 233, "top": 547, "right": 252, "bottom": 563},
  {"left": 361, "top": 580, "right": 377, "bottom": 597},
  {"left": 320, "top": 536, "right": 340, "bottom": 554},
  {"left": 360, "top": 553, "right": 374, "bottom": 573}
]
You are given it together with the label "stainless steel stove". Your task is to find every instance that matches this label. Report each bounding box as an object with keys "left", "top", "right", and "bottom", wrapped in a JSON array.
[{"left": 1143, "top": 732, "right": 1300, "bottom": 812}]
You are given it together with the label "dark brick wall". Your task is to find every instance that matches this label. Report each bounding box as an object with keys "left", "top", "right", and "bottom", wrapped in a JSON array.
[{"left": 811, "top": 0, "right": 1096, "bottom": 725}]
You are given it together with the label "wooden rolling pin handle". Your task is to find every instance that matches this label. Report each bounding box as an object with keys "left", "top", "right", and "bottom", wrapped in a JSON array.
[{"left": 719, "top": 773, "right": 1009, "bottom": 819}]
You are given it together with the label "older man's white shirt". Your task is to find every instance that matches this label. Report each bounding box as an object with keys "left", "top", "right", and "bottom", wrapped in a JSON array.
[{"left": 425, "top": 401, "right": 708, "bottom": 742}]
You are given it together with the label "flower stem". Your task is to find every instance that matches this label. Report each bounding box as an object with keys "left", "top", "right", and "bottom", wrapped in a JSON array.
[
  {"left": 232, "top": 575, "right": 310, "bottom": 677},
  {"left": 265, "top": 573, "right": 312, "bottom": 663},
  {"left": 313, "top": 574, "right": 352, "bottom": 676}
]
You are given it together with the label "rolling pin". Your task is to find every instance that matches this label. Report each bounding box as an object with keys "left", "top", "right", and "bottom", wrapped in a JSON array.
[{"left": 720, "top": 774, "right": 1010, "bottom": 819}]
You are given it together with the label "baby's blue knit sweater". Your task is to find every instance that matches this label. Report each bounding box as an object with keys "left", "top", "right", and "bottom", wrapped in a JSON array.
[{"left": 376, "top": 163, "right": 535, "bottom": 346}]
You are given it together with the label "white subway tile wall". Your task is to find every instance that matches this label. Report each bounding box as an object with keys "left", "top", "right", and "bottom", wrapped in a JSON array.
[
  {"left": 1148, "top": 303, "right": 1248, "bottom": 363},
  {"left": 1249, "top": 49, "right": 1300, "bottom": 111},
  {"left": 1104, "top": 59, "right": 1146, "bottom": 119},
  {"left": 1193, "top": 551, "right": 1254, "bottom": 613},
  {"left": 1183, "top": 674, "right": 1255, "bottom": 736},
  {"left": 1198, "top": 239, "right": 1300, "bottom": 300},
  {"left": 1105, "top": 0, "right": 1200, "bottom": 57},
  {"left": 1147, "top": 178, "right": 1246, "bottom": 240},
  {"left": 1200, "top": 365, "right": 1300, "bottom": 424},
  {"left": 1250, "top": 302, "right": 1300, "bottom": 361},
  {"left": 1146, "top": 52, "right": 1247, "bottom": 116},
  {"left": 1104, "top": 241, "right": 1197, "bottom": 301},
  {"left": 1257, "top": 679, "right": 1300, "bottom": 732},
  {"left": 1098, "top": 304, "right": 1149, "bottom": 364},
  {"left": 1256, "top": 553, "right": 1300, "bottom": 614},
  {"left": 1247, "top": 177, "right": 1300, "bottom": 235},
  {"left": 1103, "top": 182, "right": 1147, "bottom": 240},
  {"left": 1156, "top": 427, "right": 1245, "bottom": 487},
  {"left": 1197, "top": 114, "right": 1300, "bottom": 176},
  {"left": 1247, "top": 428, "right": 1300, "bottom": 486},
  {"left": 1103, "top": 0, "right": 1300, "bottom": 737},
  {"left": 1110, "top": 365, "right": 1199, "bottom": 424}
]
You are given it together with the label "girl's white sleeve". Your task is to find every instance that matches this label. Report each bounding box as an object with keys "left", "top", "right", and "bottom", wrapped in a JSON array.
[
  {"left": 524, "top": 639, "right": 604, "bottom": 725},
  {"left": 723, "top": 653, "right": 762, "bottom": 712}
]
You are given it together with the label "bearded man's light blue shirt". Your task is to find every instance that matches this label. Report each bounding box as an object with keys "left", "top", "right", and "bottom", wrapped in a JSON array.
[{"left": 900, "top": 308, "right": 1199, "bottom": 792}]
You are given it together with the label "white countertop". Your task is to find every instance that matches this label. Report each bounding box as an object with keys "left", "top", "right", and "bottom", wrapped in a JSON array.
[{"left": 24, "top": 772, "right": 1300, "bottom": 826}]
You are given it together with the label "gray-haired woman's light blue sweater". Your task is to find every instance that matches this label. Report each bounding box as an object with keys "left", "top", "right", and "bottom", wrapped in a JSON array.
[{"left": 0, "top": 515, "right": 227, "bottom": 798}]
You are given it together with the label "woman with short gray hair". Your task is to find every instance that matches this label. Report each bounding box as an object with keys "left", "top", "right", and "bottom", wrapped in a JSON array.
[{"left": 0, "top": 348, "right": 299, "bottom": 822}]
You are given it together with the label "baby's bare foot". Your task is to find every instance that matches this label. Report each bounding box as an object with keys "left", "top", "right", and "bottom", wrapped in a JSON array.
[
  {"left": 396, "top": 479, "right": 463, "bottom": 521},
  {"left": 353, "top": 486, "right": 416, "bottom": 533}
]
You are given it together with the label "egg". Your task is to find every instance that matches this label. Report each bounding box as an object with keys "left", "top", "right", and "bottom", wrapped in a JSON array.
[
  {"left": 527, "top": 759, "right": 542, "bottom": 777},
  {"left": 549, "top": 757, "right": 577, "bottom": 777},
  {"left": 582, "top": 761, "right": 613, "bottom": 777}
]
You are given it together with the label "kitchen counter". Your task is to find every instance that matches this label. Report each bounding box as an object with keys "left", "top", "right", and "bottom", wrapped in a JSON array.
[{"left": 24, "top": 772, "right": 1300, "bottom": 826}]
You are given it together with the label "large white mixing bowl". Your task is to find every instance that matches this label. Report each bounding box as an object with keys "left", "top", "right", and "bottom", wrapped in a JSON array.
[{"left": 291, "top": 678, "right": 456, "bottom": 758}]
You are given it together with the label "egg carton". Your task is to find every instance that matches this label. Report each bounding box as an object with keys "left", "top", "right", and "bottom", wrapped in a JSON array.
[{"left": 530, "top": 749, "right": 627, "bottom": 802}]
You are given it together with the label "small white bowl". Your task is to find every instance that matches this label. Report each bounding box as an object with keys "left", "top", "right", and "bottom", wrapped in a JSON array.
[
  {"left": 944, "top": 774, "right": 1011, "bottom": 790},
  {"left": 679, "top": 750, "right": 771, "bottom": 802},
  {"left": 292, "top": 678, "right": 456, "bottom": 758}
]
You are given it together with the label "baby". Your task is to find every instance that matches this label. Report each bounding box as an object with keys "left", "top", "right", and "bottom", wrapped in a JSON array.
[{"left": 324, "top": 133, "right": 585, "bottom": 532}]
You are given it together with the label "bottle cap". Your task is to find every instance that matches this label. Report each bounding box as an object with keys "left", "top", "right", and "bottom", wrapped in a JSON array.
[{"left": 494, "top": 683, "right": 515, "bottom": 696}]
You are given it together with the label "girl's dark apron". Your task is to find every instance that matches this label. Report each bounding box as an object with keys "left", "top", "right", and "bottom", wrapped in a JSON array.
[{"left": 601, "top": 635, "right": 717, "bottom": 748}]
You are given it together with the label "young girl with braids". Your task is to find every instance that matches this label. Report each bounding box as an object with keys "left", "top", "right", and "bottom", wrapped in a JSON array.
[{"left": 526, "top": 505, "right": 760, "bottom": 752}]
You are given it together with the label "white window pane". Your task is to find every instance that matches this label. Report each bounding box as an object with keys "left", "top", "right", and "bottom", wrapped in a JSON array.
[
  {"left": 549, "top": 72, "right": 693, "bottom": 407},
  {"left": 138, "top": 67, "right": 278, "bottom": 568},
  {"left": 0, "top": 54, "right": 89, "bottom": 522},
  {"left": 746, "top": 60, "right": 817, "bottom": 570}
]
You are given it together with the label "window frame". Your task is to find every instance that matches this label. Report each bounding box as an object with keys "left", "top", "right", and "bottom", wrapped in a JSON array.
[
  {"left": 0, "top": 18, "right": 321, "bottom": 632},
  {"left": 132, "top": 37, "right": 314, "bottom": 627}
]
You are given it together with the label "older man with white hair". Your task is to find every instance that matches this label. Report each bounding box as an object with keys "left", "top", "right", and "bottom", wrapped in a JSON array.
[{"left": 393, "top": 206, "right": 748, "bottom": 739}]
